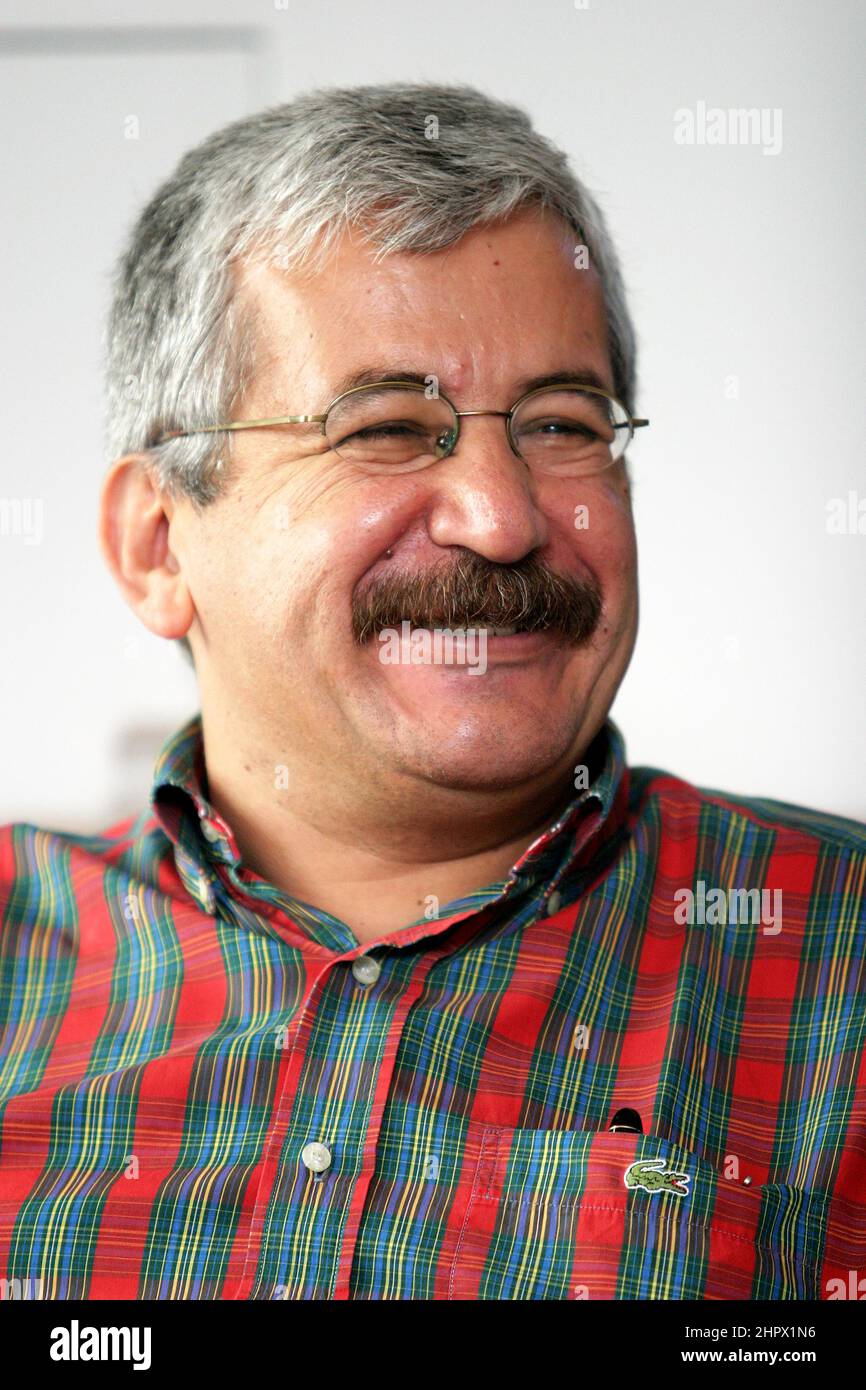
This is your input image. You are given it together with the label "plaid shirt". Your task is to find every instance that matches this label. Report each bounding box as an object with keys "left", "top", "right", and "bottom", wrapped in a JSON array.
[{"left": 1, "top": 714, "right": 864, "bottom": 1301}]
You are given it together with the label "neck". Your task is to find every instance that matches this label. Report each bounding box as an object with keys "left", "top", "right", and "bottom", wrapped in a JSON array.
[{"left": 198, "top": 706, "right": 592, "bottom": 946}]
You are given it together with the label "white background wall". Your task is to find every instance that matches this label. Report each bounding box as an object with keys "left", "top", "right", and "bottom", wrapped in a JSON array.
[{"left": 1, "top": 0, "right": 863, "bottom": 831}]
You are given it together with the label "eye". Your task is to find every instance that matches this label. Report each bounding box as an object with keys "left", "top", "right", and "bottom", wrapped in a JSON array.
[
  {"left": 540, "top": 418, "right": 598, "bottom": 437},
  {"left": 345, "top": 421, "right": 429, "bottom": 442},
  {"left": 521, "top": 416, "right": 603, "bottom": 441}
]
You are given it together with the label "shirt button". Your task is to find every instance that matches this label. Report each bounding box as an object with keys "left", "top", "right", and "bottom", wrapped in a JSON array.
[
  {"left": 200, "top": 817, "right": 222, "bottom": 843},
  {"left": 301, "top": 1141, "right": 332, "bottom": 1174},
  {"left": 351, "top": 955, "right": 381, "bottom": 987},
  {"left": 546, "top": 890, "right": 562, "bottom": 916}
]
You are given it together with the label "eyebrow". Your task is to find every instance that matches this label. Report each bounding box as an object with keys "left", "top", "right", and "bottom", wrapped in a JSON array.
[{"left": 327, "top": 365, "right": 616, "bottom": 402}]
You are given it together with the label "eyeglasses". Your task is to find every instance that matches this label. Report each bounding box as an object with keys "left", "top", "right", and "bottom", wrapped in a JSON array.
[{"left": 157, "top": 380, "right": 649, "bottom": 478}]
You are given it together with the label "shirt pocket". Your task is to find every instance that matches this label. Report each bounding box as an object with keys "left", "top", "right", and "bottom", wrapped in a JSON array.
[{"left": 449, "top": 1126, "right": 828, "bottom": 1300}]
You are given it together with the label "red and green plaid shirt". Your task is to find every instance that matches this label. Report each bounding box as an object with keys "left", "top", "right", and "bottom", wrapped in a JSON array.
[{"left": 1, "top": 715, "right": 864, "bottom": 1301}]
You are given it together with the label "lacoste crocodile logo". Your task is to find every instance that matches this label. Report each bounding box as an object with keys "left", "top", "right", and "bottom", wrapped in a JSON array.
[{"left": 624, "top": 1158, "right": 690, "bottom": 1196}]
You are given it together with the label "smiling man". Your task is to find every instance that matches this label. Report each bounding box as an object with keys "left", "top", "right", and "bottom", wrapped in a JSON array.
[
  {"left": 108, "top": 203, "right": 637, "bottom": 944},
  {"left": 0, "top": 83, "right": 864, "bottom": 1302}
]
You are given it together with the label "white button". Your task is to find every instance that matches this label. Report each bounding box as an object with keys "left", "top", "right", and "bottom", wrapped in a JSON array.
[
  {"left": 546, "top": 890, "right": 562, "bottom": 916},
  {"left": 351, "top": 955, "right": 381, "bottom": 986},
  {"left": 200, "top": 817, "right": 222, "bottom": 842},
  {"left": 301, "top": 1141, "right": 332, "bottom": 1174}
]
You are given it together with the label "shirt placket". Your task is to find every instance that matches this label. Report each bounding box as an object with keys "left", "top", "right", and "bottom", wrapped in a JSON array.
[{"left": 233, "top": 910, "right": 482, "bottom": 1301}]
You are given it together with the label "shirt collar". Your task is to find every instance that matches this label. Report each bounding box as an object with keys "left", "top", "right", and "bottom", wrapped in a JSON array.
[
  {"left": 149, "top": 715, "right": 238, "bottom": 915},
  {"left": 505, "top": 717, "right": 629, "bottom": 905},
  {"left": 150, "top": 713, "right": 629, "bottom": 918}
]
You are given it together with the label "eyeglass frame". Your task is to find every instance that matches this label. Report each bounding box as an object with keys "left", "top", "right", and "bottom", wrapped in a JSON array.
[{"left": 155, "top": 378, "right": 650, "bottom": 473}]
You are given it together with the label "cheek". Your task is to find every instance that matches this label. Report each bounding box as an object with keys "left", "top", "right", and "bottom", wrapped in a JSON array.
[
  {"left": 557, "top": 473, "right": 636, "bottom": 578},
  {"left": 244, "top": 460, "right": 409, "bottom": 577},
  {"left": 179, "top": 507, "right": 298, "bottom": 646}
]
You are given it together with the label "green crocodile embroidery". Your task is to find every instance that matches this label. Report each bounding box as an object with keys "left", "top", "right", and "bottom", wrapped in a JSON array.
[{"left": 624, "top": 1158, "right": 690, "bottom": 1196}]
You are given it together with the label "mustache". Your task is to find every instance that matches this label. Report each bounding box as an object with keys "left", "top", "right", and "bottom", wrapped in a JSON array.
[{"left": 352, "top": 551, "right": 603, "bottom": 646}]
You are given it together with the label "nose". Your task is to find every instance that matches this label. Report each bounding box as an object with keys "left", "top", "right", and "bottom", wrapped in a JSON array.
[{"left": 425, "top": 415, "right": 549, "bottom": 564}]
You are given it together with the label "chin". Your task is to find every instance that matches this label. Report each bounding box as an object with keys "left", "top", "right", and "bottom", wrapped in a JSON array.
[{"left": 389, "top": 711, "right": 582, "bottom": 793}]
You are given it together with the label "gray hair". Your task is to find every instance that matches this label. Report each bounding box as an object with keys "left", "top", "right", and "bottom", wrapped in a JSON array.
[{"left": 105, "top": 83, "right": 639, "bottom": 658}]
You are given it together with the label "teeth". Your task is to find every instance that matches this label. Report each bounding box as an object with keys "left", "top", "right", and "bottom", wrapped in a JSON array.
[
  {"left": 405, "top": 624, "right": 519, "bottom": 636},
  {"left": 402, "top": 624, "right": 523, "bottom": 637}
]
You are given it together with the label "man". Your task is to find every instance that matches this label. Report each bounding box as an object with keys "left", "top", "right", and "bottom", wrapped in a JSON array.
[{"left": 1, "top": 83, "right": 863, "bottom": 1302}]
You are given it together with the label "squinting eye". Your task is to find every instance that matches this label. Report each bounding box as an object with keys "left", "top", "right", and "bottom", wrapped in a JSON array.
[
  {"left": 349, "top": 422, "right": 429, "bottom": 440},
  {"left": 545, "top": 420, "right": 596, "bottom": 436},
  {"left": 522, "top": 418, "right": 603, "bottom": 439}
]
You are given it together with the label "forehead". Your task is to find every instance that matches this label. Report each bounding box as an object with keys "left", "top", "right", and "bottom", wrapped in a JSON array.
[{"left": 236, "top": 207, "right": 613, "bottom": 403}]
